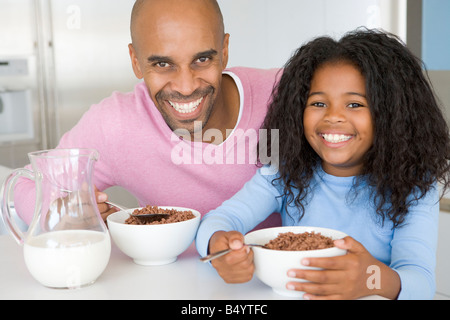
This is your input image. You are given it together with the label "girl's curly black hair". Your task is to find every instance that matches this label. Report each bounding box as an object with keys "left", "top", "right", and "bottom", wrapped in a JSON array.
[{"left": 259, "top": 28, "right": 450, "bottom": 228}]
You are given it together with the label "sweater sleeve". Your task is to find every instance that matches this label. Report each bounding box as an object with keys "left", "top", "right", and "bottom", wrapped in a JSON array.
[
  {"left": 390, "top": 186, "right": 440, "bottom": 300},
  {"left": 195, "top": 168, "right": 283, "bottom": 257}
]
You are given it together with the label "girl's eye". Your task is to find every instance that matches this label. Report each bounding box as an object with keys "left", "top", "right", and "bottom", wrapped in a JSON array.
[
  {"left": 348, "top": 103, "right": 364, "bottom": 108},
  {"left": 311, "top": 102, "right": 326, "bottom": 108}
]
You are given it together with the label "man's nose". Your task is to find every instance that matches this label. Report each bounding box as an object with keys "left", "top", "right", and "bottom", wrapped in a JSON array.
[{"left": 170, "top": 67, "right": 198, "bottom": 97}]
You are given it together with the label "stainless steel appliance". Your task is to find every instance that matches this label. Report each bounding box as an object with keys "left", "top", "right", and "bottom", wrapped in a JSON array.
[
  {"left": 0, "top": 0, "right": 42, "bottom": 167},
  {"left": 0, "top": 0, "right": 139, "bottom": 168}
]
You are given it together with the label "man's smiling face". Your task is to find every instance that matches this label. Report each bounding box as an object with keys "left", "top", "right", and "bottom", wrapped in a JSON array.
[{"left": 129, "top": 0, "right": 229, "bottom": 134}]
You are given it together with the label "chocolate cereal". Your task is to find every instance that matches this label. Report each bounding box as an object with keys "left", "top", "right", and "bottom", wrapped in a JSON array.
[
  {"left": 264, "top": 231, "right": 335, "bottom": 251},
  {"left": 125, "top": 206, "right": 195, "bottom": 225}
]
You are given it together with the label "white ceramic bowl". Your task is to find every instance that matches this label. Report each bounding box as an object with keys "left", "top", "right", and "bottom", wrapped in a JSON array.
[
  {"left": 245, "top": 226, "right": 347, "bottom": 297},
  {"left": 107, "top": 207, "right": 201, "bottom": 266}
]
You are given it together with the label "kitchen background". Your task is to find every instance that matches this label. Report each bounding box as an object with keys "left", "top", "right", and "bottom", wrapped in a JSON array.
[{"left": 0, "top": 0, "right": 449, "bottom": 299}]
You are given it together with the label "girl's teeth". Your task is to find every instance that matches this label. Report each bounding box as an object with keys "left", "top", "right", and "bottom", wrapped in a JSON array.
[
  {"left": 169, "top": 97, "right": 204, "bottom": 114},
  {"left": 322, "top": 134, "right": 352, "bottom": 143}
]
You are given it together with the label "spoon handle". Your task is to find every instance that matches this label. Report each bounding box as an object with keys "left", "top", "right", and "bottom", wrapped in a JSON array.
[
  {"left": 59, "top": 188, "right": 127, "bottom": 212},
  {"left": 200, "top": 244, "right": 264, "bottom": 263},
  {"left": 200, "top": 248, "right": 232, "bottom": 263},
  {"left": 106, "top": 201, "right": 127, "bottom": 211}
]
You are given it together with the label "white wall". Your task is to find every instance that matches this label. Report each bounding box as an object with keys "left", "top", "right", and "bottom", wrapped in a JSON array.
[{"left": 218, "top": 0, "right": 406, "bottom": 69}]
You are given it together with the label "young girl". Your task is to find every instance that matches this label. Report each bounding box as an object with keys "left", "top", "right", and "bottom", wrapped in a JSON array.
[{"left": 195, "top": 29, "right": 450, "bottom": 300}]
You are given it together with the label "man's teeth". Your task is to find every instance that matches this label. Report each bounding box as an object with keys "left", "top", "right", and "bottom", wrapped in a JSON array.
[
  {"left": 322, "top": 133, "right": 352, "bottom": 143},
  {"left": 169, "top": 97, "right": 203, "bottom": 114}
]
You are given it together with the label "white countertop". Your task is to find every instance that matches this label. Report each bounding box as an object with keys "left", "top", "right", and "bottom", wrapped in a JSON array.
[
  {"left": 0, "top": 235, "right": 294, "bottom": 300},
  {"left": 0, "top": 235, "right": 385, "bottom": 301}
]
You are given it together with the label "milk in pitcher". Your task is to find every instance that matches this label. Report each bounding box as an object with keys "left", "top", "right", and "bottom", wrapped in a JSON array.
[{"left": 24, "top": 230, "right": 111, "bottom": 288}]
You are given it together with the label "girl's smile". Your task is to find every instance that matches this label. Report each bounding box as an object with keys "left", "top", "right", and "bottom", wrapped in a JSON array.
[
  {"left": 304, "top": 61, "right": 374, "bottom": 177},
  {"left": 320, "top": 133, "right": 354, "bottom": 146}
]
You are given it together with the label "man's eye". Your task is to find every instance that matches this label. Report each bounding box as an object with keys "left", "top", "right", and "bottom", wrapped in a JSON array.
[
  {"left": 155, "top": 62, "right": 170, "bottom": 68},
  {"left": 196, "top": 57, "right": 210, "bottom": 64}
]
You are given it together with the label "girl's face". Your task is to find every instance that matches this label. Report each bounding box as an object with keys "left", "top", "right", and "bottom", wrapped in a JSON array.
[{"left": 303, "top": 62, "right": 374, "bottom": 177}]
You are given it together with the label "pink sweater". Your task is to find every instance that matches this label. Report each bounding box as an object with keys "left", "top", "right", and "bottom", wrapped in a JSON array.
[{"left": 15, "top": 67, "right": 281, "bottom": 226}]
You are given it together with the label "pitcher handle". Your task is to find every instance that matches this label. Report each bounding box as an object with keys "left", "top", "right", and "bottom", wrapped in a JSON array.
[{"left": 1, "top": 168, "right": 35, "bottom": 245}]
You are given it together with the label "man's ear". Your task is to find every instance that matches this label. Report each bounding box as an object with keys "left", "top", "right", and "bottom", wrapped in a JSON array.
[
  {"left": 129, "top": 43, "right": 144, "bottom": 79},
  {"left": 221, "top": 33, "right": 230, "bottom": 69}
]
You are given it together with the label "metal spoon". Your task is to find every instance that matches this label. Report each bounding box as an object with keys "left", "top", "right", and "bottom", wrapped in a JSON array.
[
  {"left": 105, "top": 202, "right": 170, "bottom": 218},
  {"left": 127, "top": 207, "right": 171, "bottom": 219},
  {"left": 106, "top": 202, "right": 127, "bottom": 211},
  {"left": 200, "top": 244, "right": 266, "bottom": 263},
  {"left": 57, "top": 188, "right": 129, "bottom": 213},
  {"left": 55, "top": 188, "right": 168, "bottom": 220},
  {"left": 128, "top": 212, "right": 171, "bottom": 218}
]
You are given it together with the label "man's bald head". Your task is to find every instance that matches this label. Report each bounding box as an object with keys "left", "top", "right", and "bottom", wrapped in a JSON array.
[
  {"left": 127, "top": 0, "right": 231, "bottom": 135},
  {"left": 130, "top": 0, "right": 225, "bottom": 48}
]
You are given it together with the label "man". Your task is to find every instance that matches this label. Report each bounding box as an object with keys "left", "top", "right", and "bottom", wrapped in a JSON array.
[{"left": 14, "top": 0, "right": 281, "bottom": 228}]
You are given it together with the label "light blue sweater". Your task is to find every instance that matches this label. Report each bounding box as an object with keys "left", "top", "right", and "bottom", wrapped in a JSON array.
[{"left": 195, "top": 167, "right": 439, "bottom": 300}]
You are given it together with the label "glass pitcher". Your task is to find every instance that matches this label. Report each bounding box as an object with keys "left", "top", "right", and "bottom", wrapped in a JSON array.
[{"left": 0, "top": 149, "right": 111, "bottom": 289}]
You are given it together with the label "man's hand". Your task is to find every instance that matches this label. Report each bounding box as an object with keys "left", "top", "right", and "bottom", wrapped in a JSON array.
[{"left": 94, "top": 186, "right": 118, "bottom": 222}]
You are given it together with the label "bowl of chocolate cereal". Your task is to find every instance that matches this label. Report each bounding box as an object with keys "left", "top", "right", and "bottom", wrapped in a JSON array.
[
  {"left": 107, "top": 206, "right": 200, "bottom": 265},
  {"left": 244, "top": 226, "right": 347, "bottom": 297}
]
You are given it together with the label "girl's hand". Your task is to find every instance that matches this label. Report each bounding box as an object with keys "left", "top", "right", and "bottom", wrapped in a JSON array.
[
  {"left": 208, "top": 231, "right": 255, "bottom": 283},
  {"left": 286, "top": 236, "right": 401, "bottom": 300}
]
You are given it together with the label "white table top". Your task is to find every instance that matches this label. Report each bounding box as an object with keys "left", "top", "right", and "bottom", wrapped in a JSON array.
[{"left": 0, "top": 235, "right": 385, "bottom": 301}]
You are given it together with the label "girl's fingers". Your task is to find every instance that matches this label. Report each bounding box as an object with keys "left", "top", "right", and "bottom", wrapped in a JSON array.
[
  {"left": 288, "top": 268, "right": 344, "bottom": 284},
  {"left": 286, "top": 280, "right": 341, "bottom": 298}
]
